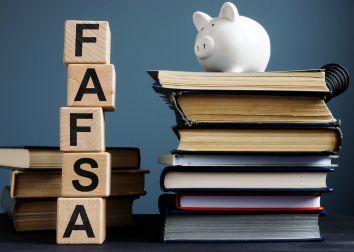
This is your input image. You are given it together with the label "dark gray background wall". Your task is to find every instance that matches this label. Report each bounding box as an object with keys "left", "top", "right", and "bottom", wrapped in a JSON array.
[{"left": 0, "top": 0, "right": 353, "bottom": 214}]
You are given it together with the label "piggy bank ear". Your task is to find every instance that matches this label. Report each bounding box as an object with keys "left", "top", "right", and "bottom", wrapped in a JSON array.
[
  {"left": 193, "top": 11, "right": 212, "bottom": 31},
  {"left": 219, "top": 2, "right": 239, "bottom": 22}
]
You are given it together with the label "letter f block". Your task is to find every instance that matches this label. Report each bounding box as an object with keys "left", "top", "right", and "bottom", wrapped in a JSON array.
[
  {"left": 64, "top": 20, "right": 111, "bottom": 64},
  {"left": 60, "top": 107, "right": 105, "bottom": 152}
]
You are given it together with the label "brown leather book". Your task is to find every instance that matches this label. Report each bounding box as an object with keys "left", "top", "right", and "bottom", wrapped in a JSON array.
[
  {"left": 10, "top": 169, "right": 149, "bottom": 198},
  {"left": 1, "top": 186, "right": 144, "bottom": 231}
]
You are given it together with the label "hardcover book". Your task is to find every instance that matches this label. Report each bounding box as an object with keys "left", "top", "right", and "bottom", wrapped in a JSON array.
[
  {"left": 159, "top": 194, "right": 324, "bottom": 242},
  {"left": 173, "top": 125, "right": 342, "bottom": 153},
  {"left": 154, "top": 87, "right": 336, "bottom": 126},
  {"left": 10, "top": 169, "right": 149, "bottom": 198},
  {"left": 149, "top": 70, "right": 329, "bottom": 93},
  {"left": 0, "top": 146, "right": 141, "bottom": 169},
  {"left": 149, "top": 65, "right": 349, "bottom": 99},
  {"left": 151, "top": 65, "right": 349, "bottom": 126},
  {"left": 160, "top": 166, "right": 333, "bottom": 193},
  {"left": 176, "top": 193, "right": 324, "bottom": 211},
  {"left": 1, "top": 186, "right": 141, "bottom": 231},
  {"left": 159, "top": 152, "right": 337, "bottom": 167}
]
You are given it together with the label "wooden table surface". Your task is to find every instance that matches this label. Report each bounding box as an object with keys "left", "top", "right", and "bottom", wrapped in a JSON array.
[{"left": 0, "top": 213, "right": 353, "bottom": 252}]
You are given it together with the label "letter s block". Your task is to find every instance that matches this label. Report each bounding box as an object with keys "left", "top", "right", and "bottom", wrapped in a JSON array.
[
  {"left": 67, "top": 64, "right": 116, "bottom": 111},
  {"left": 60, "top": 107, "right": 105, "bottom": 152},
  {"left": 62, "top": 152, "right": 111, "bottom": 197},
  {"left": 64, "top": 20, "right": 110, "bottom": 64},
  {"left": 57, "top": 197, "right": 106, "bottom": 244}
]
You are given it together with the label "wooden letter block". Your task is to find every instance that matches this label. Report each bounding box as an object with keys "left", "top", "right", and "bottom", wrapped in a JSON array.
[
  {"left": 60, "top": 107, "right": 105, "bottom": 152},
  {"left": 62, "top": 152, "right": 111, "bottom": 197},
  {"left": 64, "top": 20, "right": 110, "bottom": 64},
  {"left": 57, "top": 197, "right": 106, "bottom": 244},
  {"left": 67, "top": 64, "right": 116, "bottom": 111}
]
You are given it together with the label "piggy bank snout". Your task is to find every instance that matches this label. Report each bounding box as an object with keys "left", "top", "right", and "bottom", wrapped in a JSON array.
[{"left": 195, "top": 36, "right": 215, "bottom": 59}]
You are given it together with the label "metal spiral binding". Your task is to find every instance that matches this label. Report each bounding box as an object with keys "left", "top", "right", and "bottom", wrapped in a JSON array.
[{"left": 322, "top": 63, "right": 350, "bottom": 102}]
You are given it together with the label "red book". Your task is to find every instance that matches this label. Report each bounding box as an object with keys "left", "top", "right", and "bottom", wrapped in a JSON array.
[{"left": 176, "top": 193, "right": 324, "bottom": 212}]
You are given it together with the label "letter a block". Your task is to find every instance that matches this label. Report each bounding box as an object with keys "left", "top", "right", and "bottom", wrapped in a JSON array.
[
  {"left": 60, "top": 107, "right": 105, "bottom": 152},
  {"left": 57, "top": 198, "right": 106, "bottom": 244},
  {"left": 64, "top": 20, "right": 110, "bottom": 64},
  {"left": 62, "top": 152, "right": 111, "bottom": 197},
  {"left": 67, "top": 64, "right": 116, "bottom": 111}
]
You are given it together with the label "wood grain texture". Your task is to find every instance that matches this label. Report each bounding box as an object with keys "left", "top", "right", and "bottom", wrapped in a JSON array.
[
  {"left": 67, "top": 64, "right": 116, "bottom": 111},
  {"left": 56, "top": 197, "right": 106, "bottom": 244},
  {"left": 64, "top": 20, "right": 110, "bottom": 64},
  {"left": 60, "top": 107, "right": 105, "bottom": 152},
  {"left": 61, "top": 152, "right": 111, "bottom": 197}
]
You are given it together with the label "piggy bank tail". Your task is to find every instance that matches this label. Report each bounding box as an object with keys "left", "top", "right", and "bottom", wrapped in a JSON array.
[{"left": 322, "top": 63, "right": 350, "bottom": 102}]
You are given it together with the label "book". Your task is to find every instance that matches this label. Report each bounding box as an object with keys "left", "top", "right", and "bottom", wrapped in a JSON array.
[
  {"left": 159, "top": 194, "right": 324, "bottom": 242},
  {"left": 10, "top": 169, "right": 149, "bottom": 198},
  {"left": 176, "top": 193, "right": 323, "bottom": 211},
  {"left": 149, "top": 70, "right": 329, "bottom": 93},
  {"left": 1, "top": 186, "right": 141, "bottom": 231},
  {"left": 151, "top": 64, "right": 349, "bottom": 243},
  {"left": 159, "top": 152, "right": 336, "bottom": 167},
  {"left": 151, "top": 65, "right": 349, "bottom": 125},
  {"left": 155, "top": 89, "right": 336, "bottom": 126},
  {"left": 160, "top": 166, "right": 333, "bottom": 193},
  {"left": 174, "top": 126, "right": 341, "bottom": 153},
  {"left": 0, "top": 146, "right": 140, "bottom": 169}
]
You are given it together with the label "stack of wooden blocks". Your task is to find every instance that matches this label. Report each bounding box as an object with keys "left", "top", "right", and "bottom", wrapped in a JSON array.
[{"left": 57, "top": 20, "right": 115, "bottom": 244}]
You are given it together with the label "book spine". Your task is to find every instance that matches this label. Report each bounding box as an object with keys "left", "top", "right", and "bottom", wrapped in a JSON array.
[
  {"left": 0, "top": 186, "right": 16, "bottom": 218},
  {"left": 160, "top": 167, "right": 169, "bottom": 192},
  {"left": 10, "top": 171, "right": 18, "bottom": 198},
  {"left": 334, "top": 126, "right": 343, "bottom": 153},
  {"left": 170, "top": 92, "right": 193, "bottom": 127}
]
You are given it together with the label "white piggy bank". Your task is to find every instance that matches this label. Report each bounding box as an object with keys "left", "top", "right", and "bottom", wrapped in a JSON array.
[{"left": 193, "top": 2, "right": 270, "bottom": 72}]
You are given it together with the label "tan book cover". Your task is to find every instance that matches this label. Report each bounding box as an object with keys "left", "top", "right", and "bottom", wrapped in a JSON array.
[{"left": 0, "top": 146, "right": 140, "bottom": 169}]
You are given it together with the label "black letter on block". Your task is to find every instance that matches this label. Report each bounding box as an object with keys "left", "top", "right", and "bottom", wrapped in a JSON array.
[
  {"left": 72, "top": 158, "right": 99, "bottom": 192},
  {"left": 75, "top": 24, "right": 99, "bottom": 56},
  {"left": 70, "top": 113, "right": 93, "bottom": 146},
  {"left": 74, "top": 68, "right": 107, "bottom": 101},
  {"left": 63, "top": 205, "right": 95, "bottom": 238}
]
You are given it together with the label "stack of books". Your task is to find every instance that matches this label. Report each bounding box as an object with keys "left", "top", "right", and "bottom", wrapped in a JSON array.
[
  {"left": 0, "top": 146, "right": 148, "bottom": 231},
  {"left": 150, "top": 64, "right": 348, "bottom": 242}
]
